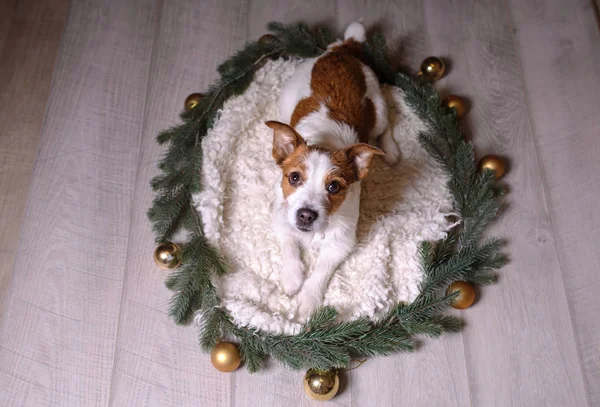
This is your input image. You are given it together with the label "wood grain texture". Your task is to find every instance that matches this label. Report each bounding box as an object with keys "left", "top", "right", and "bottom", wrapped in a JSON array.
[
  {"left": 0, "top": 0, "right": 67, "bottom": 314},
  {"left": 423, "top": 0, "right": 589, "bottom": 405},
  {"left": 0, "top": 0, "right": 17, "bottom": 55},
  {"left": 108, "top": 1, "right": 250, "bottom": 406},
  {"left": 337, "top": 0, "right": 428, "bottom": 72},
  {"left": 0, "top": 0, "right": 159, "bottom": 405},
  {"left": 1, "top": 0, "right": 598, "bottom": 406},
  {"left": 247, "top": 0, "right": 339, "bottom": 39},
  {"left": 508, "top": 0, "right": 600, "bottom": 403},
  {"left": 333, "top": 2, "right": 473, "bottom": 407}
]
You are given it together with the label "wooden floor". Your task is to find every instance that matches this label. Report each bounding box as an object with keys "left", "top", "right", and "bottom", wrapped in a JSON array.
[{"left": 1, "top": 0, "right": 599, "bottom": 405}]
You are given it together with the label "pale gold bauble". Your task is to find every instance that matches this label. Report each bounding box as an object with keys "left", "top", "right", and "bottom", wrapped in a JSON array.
[
  {"left": 447, "top": 281, "right": 476, "bottom": 309},
  {"left": 184, "top": 93, "right": 204, "bottom": 110},
  {"left": 304, "top": 369, "right": 340, "bottom": 401},
  {"left": 478, "top": 155, "right": 506, "bottom": 179},
  {"left": 211, "top": 342, "right": 241, "bottom": 372},
  {"left": 419, "top": 56, "right": 446, "bottom": 81},
  {"left": 442, "top": 95, "right": 468, "bottom": 118},
  {"left": 258, "top": 34, "right": 279, "bottom": 45},
  {"left": 153, "top": 242, "right": 181, "bottom": 270}
]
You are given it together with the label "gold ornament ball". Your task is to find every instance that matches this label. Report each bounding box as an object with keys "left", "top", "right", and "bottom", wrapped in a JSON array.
[
  {"left": 258, "top": 34, "right": 279, "bottom": 45},
  {"left": 443, "top": 95, "right": 468, "bottom": 118},
  {"left": 153, "top": 242, "right": 181, "bottom": 270},
  {"left": 447, "top": 281, "right": 476, "bottom": 309},
  {"left": 211, "top": 342, "right": 241, "bottom": 372},
  {"left": 304, "top": 369, "right": 340, "bottom": 401},
  {"left": 184, "top": 93, "right": 204, "bottom": 110},
  {"left": 478, "top": 155, "right": 506, "bottom": 179},
  {"left": 419, "top": 56, "right": 446, "bottom": 81}
]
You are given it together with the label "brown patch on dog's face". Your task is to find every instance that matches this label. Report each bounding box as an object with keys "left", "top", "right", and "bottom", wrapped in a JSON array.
[
  {"left": 326, "top": 151, "right": 355, "bottom": 214},
  {"left": 325, "top": 144, "right": 384, "bottom": 214},
  {"left": 278, "top": 144, "right": 309, "bottom": 199},
  {"left": 265, "top": 121, "right": 313, "bottom": 200}
]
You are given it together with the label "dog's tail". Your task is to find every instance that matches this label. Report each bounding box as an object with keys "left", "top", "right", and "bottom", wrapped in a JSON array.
[{"left": 344, "top": 20, "right": 366, "bottom": 43}]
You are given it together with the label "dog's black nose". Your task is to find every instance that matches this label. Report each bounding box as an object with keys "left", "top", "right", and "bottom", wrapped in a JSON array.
[{"left": 297, "top": 208, "right": 318, "bottom": 227}]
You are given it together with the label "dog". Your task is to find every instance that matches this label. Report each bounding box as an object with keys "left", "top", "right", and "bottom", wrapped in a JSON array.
[{"left": 265, "top": 21, "right": 400, "bottom": 318}]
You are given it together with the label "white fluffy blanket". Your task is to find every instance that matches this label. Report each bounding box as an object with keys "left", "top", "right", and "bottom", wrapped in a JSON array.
[{"left": 194, "top": 59, "right": 455, "bottom": 335}]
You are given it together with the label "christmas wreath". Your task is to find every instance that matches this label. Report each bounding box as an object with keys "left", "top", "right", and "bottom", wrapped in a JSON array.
[{"left": 148, "top": 22, "right": 507, "bottom": 377}]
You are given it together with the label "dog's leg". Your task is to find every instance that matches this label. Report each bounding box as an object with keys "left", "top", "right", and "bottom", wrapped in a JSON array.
[
  {"left": 297, "top": 230, "right": 355, "bottom": 318},
  {"left": 380, "top": 127, "right": 401, "bottom": 165},
  {"left": 359, "top": 63, "right": 400, "bottom": 166},
  {"left": 280, "top": 237, "right": 305, "bottom": 296}
]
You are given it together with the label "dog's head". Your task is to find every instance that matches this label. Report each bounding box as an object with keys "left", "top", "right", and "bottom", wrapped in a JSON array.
[{"left": 266, "top": 121, "right": 384, "bottom": 234}]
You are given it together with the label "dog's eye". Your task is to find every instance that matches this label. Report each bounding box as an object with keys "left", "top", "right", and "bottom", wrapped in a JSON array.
[
  {"left": 327, "top": 181, "right": 340, "bottom": 194},
  {"left": 288, "top": 172, "right": 301, "bottom": 185}
]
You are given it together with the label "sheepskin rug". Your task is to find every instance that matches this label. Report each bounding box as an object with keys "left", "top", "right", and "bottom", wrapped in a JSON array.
[{"left": 194, "top": 58, "right": 455, "bottom": 336}]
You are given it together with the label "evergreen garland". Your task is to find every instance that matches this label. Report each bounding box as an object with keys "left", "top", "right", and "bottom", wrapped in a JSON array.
[{"left": 148, "top": 22, "right": 507, "bottom": 373}]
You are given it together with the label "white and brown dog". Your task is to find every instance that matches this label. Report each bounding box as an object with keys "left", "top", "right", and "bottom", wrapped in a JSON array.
[{"left": 266, "top": 22, "right": 400, "bottom": 318}]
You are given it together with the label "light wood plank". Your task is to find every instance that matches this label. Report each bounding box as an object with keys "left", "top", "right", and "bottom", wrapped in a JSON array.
[
  {"left": 0, "top": 0, "right": 67, "bottom": 314},
  {"left": 234, "top": 363, "right": 351, "bottom": 407},
  {"left": 1, "top": 2, "right": 595, "bottom": 406},
  {"left": 337, "top": 0, "right": 429, "bottom": 71},
  {"left": 0, "top": 0, "right": 17, "bottom": 55},
  {"left": 109, "top": 0, "right": 250, "bottom": 405},
  {"left": 335, "top": 3, "right": 474, "bottom": 407},
  {"left": 247, "top": 0, "right": 339, "bottom": 39},
  {"left": 423, "top": 0, "right": 589, "bottom": 405},
  {"left": 508, "top": 0, "right": 600, "bottom": 403},
  {"left": 0, "top": 0, "right": 159, "bottom": 405}
]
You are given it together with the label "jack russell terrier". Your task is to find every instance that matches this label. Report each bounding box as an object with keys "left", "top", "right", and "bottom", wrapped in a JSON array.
[{"left": 265, "top": 21, "right": 400, "bottom": 318}]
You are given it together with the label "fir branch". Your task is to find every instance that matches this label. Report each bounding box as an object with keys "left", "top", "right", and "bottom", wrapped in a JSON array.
[
  {"left": 198, "top": 284, "right": 225, "bottom": 351},
  {"left": 363, "top": 33, "right": 395, "bottom": 83},
  {"left": 267, "top": 22, "right": 332, "bottom": 57},
  {"left": 164, "top": 272, "right": 179, "bottom": 291},
  {"left": 431, "top": 232, "right": 458, "bottom": 268},
  {"left": 347, "top": 323, "right": 415, "bottom": 357},
  {"left": 147, "top": 187, "right": 191, "bottom": 242},
  {"left": 468, "top": 271, "right": 498, "bottom": 285},
  {"left": 198, "top": 307, "right": 225, "bottom": 351},
  {"left": 304, "top": 306, "right": 339, "bottom": 331},
  {"left": 418, "top": 241, "right": 434, "bottom": 270},
  {"left": 239, "top": 337, "right": 268, "bottom": 373},
  {"left": 168, "top": 264, "right": 209, "bottom": 324},
  {"left": 397, "top": 292, "right": 459, "bottom": 324}
]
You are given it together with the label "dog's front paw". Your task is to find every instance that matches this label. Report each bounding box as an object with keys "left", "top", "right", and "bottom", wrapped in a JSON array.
[
  {"left": 297, "top": 288, "right": 323, "bottom": 319},
  {"left": 281, "top": 263, "right": 304, "bottom": 296}
]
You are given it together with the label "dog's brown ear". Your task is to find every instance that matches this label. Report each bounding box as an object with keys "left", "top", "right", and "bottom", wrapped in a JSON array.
[
  {"left": 265, "top": 121, "right": 306, "bottom": 165},
  {"left": 345, "top": 143, "right": 385, "bottom": 180}
]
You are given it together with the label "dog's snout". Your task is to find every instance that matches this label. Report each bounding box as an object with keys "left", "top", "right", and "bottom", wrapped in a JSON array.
[{"left": 297, "top": 208, "right": 318, "bottom": 227}]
